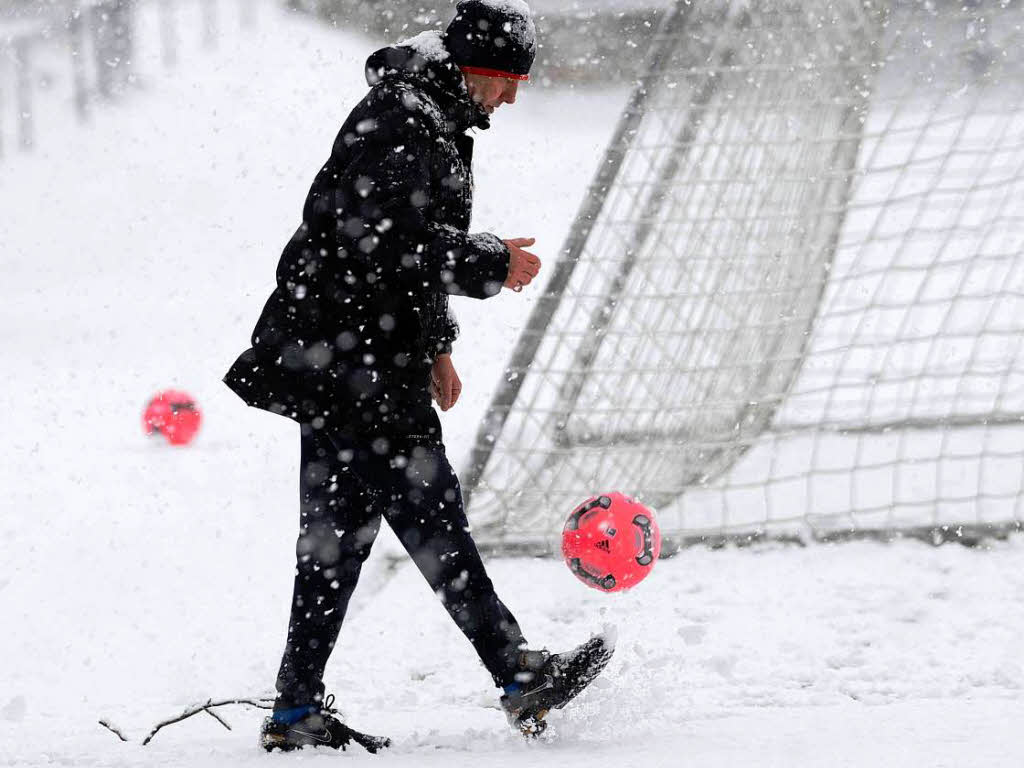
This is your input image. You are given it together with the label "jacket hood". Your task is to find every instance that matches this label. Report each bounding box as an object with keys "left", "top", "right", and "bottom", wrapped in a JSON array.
[{"left": 364, "top": 30, "right": 490, "bottom": 134}]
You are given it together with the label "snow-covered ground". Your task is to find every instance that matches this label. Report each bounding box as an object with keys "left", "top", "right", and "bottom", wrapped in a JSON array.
[{"left": 1, "top": 2, "right": 1023, "bottom": 766}]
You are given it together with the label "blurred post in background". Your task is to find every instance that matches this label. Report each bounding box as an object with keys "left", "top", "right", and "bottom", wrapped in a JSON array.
[{"left": 0, "top": 0, "right": 252, "bottom": 158}]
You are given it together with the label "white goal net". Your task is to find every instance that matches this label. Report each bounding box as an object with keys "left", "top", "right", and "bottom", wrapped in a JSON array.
[{"left": 464, "top": 0, "right": 1024, "bottom": 551}]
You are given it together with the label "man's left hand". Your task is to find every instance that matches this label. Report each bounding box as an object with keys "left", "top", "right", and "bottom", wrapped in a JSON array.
[{"left": 430, "top": 354, "right": 462, "bottom": 411}]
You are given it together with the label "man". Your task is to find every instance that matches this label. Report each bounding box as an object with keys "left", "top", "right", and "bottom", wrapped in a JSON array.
[{"left": 224, "top": 0, "right": 613, "bottom": 753}]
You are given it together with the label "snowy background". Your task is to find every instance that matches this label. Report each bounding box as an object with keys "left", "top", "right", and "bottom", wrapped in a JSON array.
[{"left": 1, "top": 1, "right": 1022, "bottom": 765}]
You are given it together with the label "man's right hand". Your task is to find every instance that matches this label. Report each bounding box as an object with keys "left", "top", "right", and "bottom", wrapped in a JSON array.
[{"left": 502, "top": 237, "right": 542, "bottom": 292}]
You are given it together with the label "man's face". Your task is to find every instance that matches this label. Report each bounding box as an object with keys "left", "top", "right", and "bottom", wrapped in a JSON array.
[{"left": 463, "top": 73, "right": 520, "bottom": 115}]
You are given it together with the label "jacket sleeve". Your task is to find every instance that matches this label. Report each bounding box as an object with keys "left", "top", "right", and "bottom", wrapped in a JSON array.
[
  {"left": 306, "top": 105, "right": 510, "bottom": 301},
  {"left": 438, "top": 303, "right": 460, "bottom": 356}
]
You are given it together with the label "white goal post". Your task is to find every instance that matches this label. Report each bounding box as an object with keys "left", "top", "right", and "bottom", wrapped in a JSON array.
[{"left": 464, "top": 0, "right": 1024, "bottom": 552}]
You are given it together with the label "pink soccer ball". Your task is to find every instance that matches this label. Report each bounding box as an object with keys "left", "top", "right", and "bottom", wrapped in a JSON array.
[
  {"left": 561, "top": 492, "right": 661, "bottom": 593},
  {"left": 143, "top": 389, "right": 202, "bottom": 446}
]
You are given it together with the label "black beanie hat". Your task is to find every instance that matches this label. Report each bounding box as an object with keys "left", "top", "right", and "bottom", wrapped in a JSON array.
[{"left": 444, "top": 0, "right": 537, "bottom": 80}]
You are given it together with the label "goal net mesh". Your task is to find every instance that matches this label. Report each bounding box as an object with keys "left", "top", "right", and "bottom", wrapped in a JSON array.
[{"left": 465, "top": 0, "right": 1024, "bottom": 550}]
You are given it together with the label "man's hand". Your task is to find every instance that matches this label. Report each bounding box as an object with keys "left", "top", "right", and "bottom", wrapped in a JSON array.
[
  {"left": 430, "top": 354, "right": 462, "bottom": 411},
  {"left": 502, "top": 237, "right": 541, "bottom": 292}
]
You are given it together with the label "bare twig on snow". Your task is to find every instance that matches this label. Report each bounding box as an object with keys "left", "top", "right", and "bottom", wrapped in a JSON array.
[{"left": 96, "top": 696, "right": 275, "bottom": 745}]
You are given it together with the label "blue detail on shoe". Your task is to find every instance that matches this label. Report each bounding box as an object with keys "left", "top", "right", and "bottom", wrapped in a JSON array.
[
  {"left": 503, "top": 682, "right": 522, "bottom": 696},
  {"left": 272, "top": 704, "right": 317, "bottom": 725}
]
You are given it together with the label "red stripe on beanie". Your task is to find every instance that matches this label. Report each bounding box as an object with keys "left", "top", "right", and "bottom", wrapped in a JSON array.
[{"left": 459, "top": 65, "right": 529, "bottom": 81}]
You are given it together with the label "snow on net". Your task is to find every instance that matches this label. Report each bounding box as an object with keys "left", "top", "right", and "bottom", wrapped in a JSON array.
[{"left": 465, "top": 0, "right": 1024, "bottom": 548}]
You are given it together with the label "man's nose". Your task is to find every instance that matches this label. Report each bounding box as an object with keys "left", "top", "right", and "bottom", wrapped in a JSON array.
[{"left": 503, "top": 82, "right": 518, "bottom": 104}]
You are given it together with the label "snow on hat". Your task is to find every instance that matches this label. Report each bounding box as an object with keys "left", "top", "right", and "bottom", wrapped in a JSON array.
[{"left": 444, "top": 0, "right": 537, "bottom": 81}]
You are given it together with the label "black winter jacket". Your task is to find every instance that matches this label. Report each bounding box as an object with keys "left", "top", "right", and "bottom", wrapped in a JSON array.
[{"left": 223, "top": 32, "right": 510, "bottom": 438}]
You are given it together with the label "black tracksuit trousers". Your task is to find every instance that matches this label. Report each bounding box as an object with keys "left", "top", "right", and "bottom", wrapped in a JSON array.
[{"left": 274, "top": 423, "right": 528, "bottom": 709}]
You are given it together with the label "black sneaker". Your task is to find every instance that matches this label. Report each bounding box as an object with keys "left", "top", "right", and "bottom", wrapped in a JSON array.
[
  {"left": 500, "top": 627, "right": 616, "bottom": 736},
  {"left": 260, "top": 694, "right": 390, "bottom": 753}
]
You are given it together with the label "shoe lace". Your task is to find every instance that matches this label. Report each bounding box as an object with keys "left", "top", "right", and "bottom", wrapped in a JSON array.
[
  {"left": 321, "top": 693, "right": 338, "bottom": 715},
  {"left": 512, "top": 649, "right": 555, "bottom": 689},
  {"left": 518, "top": 649, "right": 551, "bottom": 671}
]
